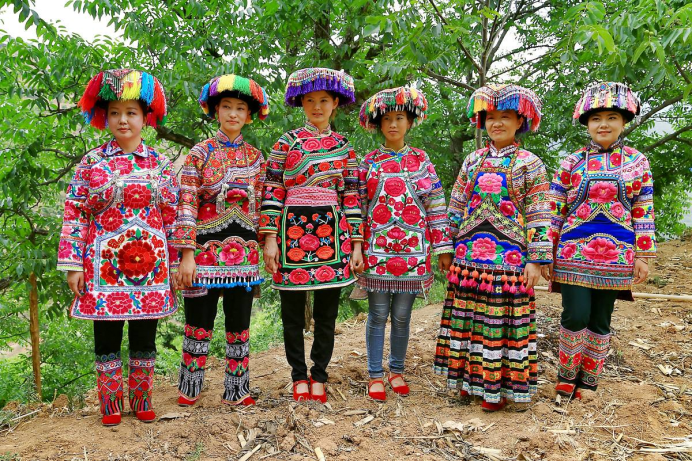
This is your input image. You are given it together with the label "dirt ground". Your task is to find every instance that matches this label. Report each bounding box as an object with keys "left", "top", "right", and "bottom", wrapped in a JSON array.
[{"left": 1, "top": 238, "right": 691, "bottom": 461}]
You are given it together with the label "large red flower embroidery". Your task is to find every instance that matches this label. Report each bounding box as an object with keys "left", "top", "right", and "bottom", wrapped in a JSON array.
[
  {"left": 321, "top": 137, "right": 338, "bottom": 150},
  {"left": 58, "top": 241, "right": 73, "bottom": 259},
  {"left": 63, "top": 202, "right": 80, "bottom": 221},
  {"left": 402, "top": 154, "right": 420, "bottom": 172},
  {"left": 341, "top": 238, "right": 351, "bottom": 254},
  {"left": 117, "top": 241, "right": 157, "bottom": 278},
  {"left": 106, "top": 292, "right": 132, "bottom": 315},
  {"left": 299, "top": 234, "right": 320, "bottom": 251},
  {"left": 382, "top": 161, "right": 401, "bottom": 173},
  {"left": 198, "top": 203, "right": 217, "bottom": 221},
  {"left": 503, "top": 250, "right": 523, "bottom": 266},
  {"left": 560, "top": 242, "right": 577, "bottom": 259},
  {"left": 416, "top": 177, "right": 431, "bottom": 190},
  {"left": 576, "top": 203, "right": 592, "bottom": 220},
  {"left": 499, "top": 200, "right": 515, "bottom": 217},
  {"left": 89, "top": 168, "right": 110, "bottom": 188},
  {"left": 372, "top": 204, "right": 392, "bottom": 225},
  {"left": 123, "top": 184, "right": 152, "bottom": 209},
  {"left": 288, "top": 268, "right": 311, "bottom": 285},
  {"left": 387, "top": 227, "right": 406, "bottom": 240},
  {"left": 581, "top": 238, "right": 619, "bottom": 263},
  {"left": 100, "top": 264, "right": 119, "bottom": 285},
  {"left": 287, "top": 247, "right": 306, "bottom": 262},
  {"left": 220, "top": 242, "right": 246, "bottom": 265},
  {"left": 285, "top": 150, "right": 303, "bottom": 170},
  {"left": 384, "top": 177, "right": 406, "bottom": 197},
  {"left": 195, "top": 250, "right": 217, "bottom": 266},
  {"left": 141, "top": 292, "right": 165, "bottom": 314},
  {"left": 101, "top": 209, "right": 124, "bottom": 233},
  {"left": 273, "top": 188, "right": 286, "bottom": 200},
  {"left": 316, "top": 224, "right": 333, "bottom": 238},
  {"left": 108, "top": 157, "right": 133, "bottom": 175},
  {"left": 610, "top": 203, "right": 625, "bottom": 218},
  {"left": 78, "top": 292, "right": 97, "bottom": 315},
  {"left": 471, "top": 237, "right": 497, "bottom": 261},
  {"left": 386, "top": 257, "right": 408, "bottom": 277},
  {"left": 637, "top": 235, "right": 653, "bottom": 250},
  {"left": 316, "top": 245, "right": 335, "bottom": 260},
  {"left": 287, "top": 225, "right": 305, "bottom": 240},
  {"left": 455, "top": 244, "right": 467, "bottom": 259},
  {"left": 248, "top": 249, "right": 259, "bottom": 265},
  {"left": 315, "top": 265, "right": 336, "bottom": 282},
  {"left": 588, "top": 182, "right": 617, "bottom": 204},
  {"left": 469, "top": 195, "right": 482, "bottom": 209},
  {"left": 571, "top": 173, "right": 582, "bottom": 187},
  {"left": 302, "top": 139, "right": 321, "bottom": 152},
  {"left": 367, "top": 177, "right": 379, "bottom": 200},
  {"left": 632, "top": 207, "right": 645, "bottom": 219},
  {"left": 161, "top": 205, "right": 177, "bottom": 225},
  {"left": 401, "top": 205, "right": 421, "bottom": 226},
  {"left": 375, "top": 236, "right": 387, "bottom": 248},
  {"left": 343, "top": 195, "right": 358, "bottom": 208}
]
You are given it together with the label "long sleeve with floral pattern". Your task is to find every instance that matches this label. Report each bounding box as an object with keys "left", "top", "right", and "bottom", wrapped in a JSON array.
[
  {"left": 522, "top": 155, "right": 553, "bottom": 263},
  {"left": 547, "top": 142, "right": 656, "bottom": 292}
]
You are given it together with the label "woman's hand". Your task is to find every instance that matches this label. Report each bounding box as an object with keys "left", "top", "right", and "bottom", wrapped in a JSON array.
[
  {"left": 350, "top": 242, "right": 365, "bottom": 274},
  {"left": 438, "top": 253, "right": 453, "bottom": 273},
  {"left": 178, "top": 249, "right": 197, "bottom": 288},
  {"left": 632, "top": 258, "right": 649, "bottom": 285},
  {"left": 67, "top": 270, "right": 85, "bottom": 297},
  {"left": 524, "top": 262, "right": 542, "bottom": 290},
  {"left": 541, "top": 263, "right": 553, "bottom": 282},
  {"left": 263, "top": 234, "right": 280, "bottom": 274}
]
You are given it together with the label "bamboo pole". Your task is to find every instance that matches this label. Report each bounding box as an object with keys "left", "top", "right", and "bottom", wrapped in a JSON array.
[
  {"left": 534, "top": 285, "right": 692, "bottom": 302},
  {"left": 29, "top": 272, "right": 41, "bottom": 400}
]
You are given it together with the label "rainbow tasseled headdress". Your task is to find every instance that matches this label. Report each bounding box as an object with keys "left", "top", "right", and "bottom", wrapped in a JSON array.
[
  {"left": 285, "top": 67, "right": 355, "bottom": 107},
  {"left": 198, "top": 74, "right": 270, "bottom": 121},
  {"left": 573, "top": 82, "right": 640, "bottom": 125},
  {"left": 359, "top": 86, "right": 428, "bottom": 132},
  {"left": 78, "top": 69, "right": 167, "bottom": 130},
  {"left": 467, "top": 84, "right": 542, "bottom": 133}
]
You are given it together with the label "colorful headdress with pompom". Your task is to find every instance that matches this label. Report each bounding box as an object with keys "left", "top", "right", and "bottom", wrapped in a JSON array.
[
  {"left": 359, "top": 86, "right": 428, "bottom": 132},
  {"left": 285, "top": 67, "right": 355, "bottom": 107},
  {"left": 467, "top": 84, "right": 542, "bottom": 133},
  {"left": 198, "top": 74, "right": 270, "bottom": 121},
  {"left": 78, "top": 69, "right": 167, "bottom": 130},
  {"left": 573, "top": 81, "right": 640, "bottom": 125}
]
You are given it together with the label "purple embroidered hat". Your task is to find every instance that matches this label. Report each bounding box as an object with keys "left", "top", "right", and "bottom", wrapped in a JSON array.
[{"left": 284, "top": 67, "right": 356, "bottom": 107}]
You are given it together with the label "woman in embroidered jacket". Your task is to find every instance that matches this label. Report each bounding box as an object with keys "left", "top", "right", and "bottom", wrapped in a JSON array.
[
  {"left": 260, "top": 68, "right": 364, "bottom": 403},
  {"left": 57, "top": 69, "right": 179, "bottom": 426},
  {"left": 171, "top": 74, "right": 269, "bottom": 407},
  {"left": 546, "top": 82, "right": 656, "bottom": 400},
  {"left": 357, "top": 87, "right": 453, "bottom": 401},
  {"left": 434, "top": 84, "right": 553, "bottom": 411}
]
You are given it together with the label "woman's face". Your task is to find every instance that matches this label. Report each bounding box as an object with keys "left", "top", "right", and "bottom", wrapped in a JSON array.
[
  {"left": 484, "top": 109, "right": 523, "bottom": 147},
  {"left": 216, "top": 97, "right": 249, "bottom": 138},
  {"left": 380, "top": 110, "right": 412, "bottom": 146},
  {"left": 587, "top": 110, "right": 625, "bottom": 148},
  {"left": 301, "top": 90, "right": 338, "bottom": 127},
  {"left": 107, "top": 100, "right": 145, "bottom": 145}
]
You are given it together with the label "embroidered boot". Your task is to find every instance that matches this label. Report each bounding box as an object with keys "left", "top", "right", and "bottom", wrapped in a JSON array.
[
  {"left": 128, "top": 352, "right": 156, "bottom": 422},
  {"left": 221, "top": 330, "right": 254, "bottom": 406},
  {"left": 578, "top": 329, "right": 611, "bottom": 390},
  {"left": 96, "top": 353, "right": 123, "bottom": 426},
  {"left": 178, "top": 324, "right": 213, "bottom": 406},
  {"left": 557, "top": 326, "right": 586, "bottom": 388}
]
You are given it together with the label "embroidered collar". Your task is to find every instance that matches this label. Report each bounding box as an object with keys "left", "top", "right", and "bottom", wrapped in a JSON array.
[
  {"left": 304, "top": 121, "right": 332, "bottom": 136},
  {"left": 217, "top": 130, "right": 244, "bottom": 148},
  {"left": 105, "top": 139, "right": 148, "bottom": 157},
  {"left": 379, "top": 144, "right": 409, "bottom": 156},
  {"left": 487, "top": 142, "right": 518, "bottom": 158},
  {"left": 589, "top": 138, "right": 624, "bottom": 153}
]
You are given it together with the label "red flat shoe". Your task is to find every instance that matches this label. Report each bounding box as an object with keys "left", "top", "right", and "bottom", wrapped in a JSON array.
[
  {"left": 555, "top": 381, "right": 576, "bottom": 397},
  {"left": 293, "top": 380, "right": 310, "bottom": 402},
  {"left": 368, "top": 379, "right": 387, "bottom": 402},
  {"left": 387, "top": 373, "right": 410, "bottom": 396},
  {"left": 178, "top": 395, "right": 197, "bottom": 407},
  {"left": 481, "top": 398, "right": 506, "bottom": 412},
  {"left": 573, "top": 390, "right": 583, "bottom": 400},
  {"left": 310, "top": 377, "right": 327, "bottom": 403},
  {"left": 101, "top": 413, "right": 121, "bottom": 426},
  {"left": 223, "top": 396, "right": 256, "bottom": 406},
  {"left": 135, "top": 410, "right": 156, "bottom": 422},
  {"left": 459, "top": 389, "right": 470, "bottom": 397}
]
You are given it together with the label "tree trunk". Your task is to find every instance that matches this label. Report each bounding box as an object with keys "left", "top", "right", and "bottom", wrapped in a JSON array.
[{"left": 29, "top": 272, "right": 41, "bottom": 400}]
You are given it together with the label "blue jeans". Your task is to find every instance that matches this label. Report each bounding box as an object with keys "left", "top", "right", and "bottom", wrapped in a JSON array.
[{"left": 366, "top": 291, "right": 416, "bottom": 378}]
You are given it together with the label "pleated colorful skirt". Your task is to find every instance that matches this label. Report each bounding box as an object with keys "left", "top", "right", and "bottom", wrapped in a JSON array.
[{"left": 434, "top": 268, "right": 537, "bottom": 403}]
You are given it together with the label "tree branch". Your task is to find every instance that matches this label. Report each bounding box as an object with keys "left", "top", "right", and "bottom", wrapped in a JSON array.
[
  {"left": 672, "top": 58, "right": 691, "bottom": 85},
  {"left": 641, "top": 125, "right": 692, "bottom": 152},
  {"left": 154, "top": 126, "right": 195, "bottom": 149},
  {"left": 623, "top": 94, "right": 684, "bottom": 137},
  {"left": 423, "top": 68, "right": 476, "bottom": 92},
  {"left": 427, "top": 0, "right": 483, "bottom": 75}
]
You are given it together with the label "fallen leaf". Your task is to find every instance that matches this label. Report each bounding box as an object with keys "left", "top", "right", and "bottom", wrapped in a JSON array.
[
  {"left": 158, "top": 412, "right": 190, "bottom": 420},
  {"left": 466, "top": 418, "right": 485, "bottom": 431},
  {"left": 348, "top": 350, "right": 363, "bottom": 357},
  {"left": 442, "top": 420, "right": 465, "bottom": 432},
  {"left": 354, "top": 415, "right": 374, "bottom": 427},
  {"left": 658, "top": 364, "right": 674, "bottom": 376}
]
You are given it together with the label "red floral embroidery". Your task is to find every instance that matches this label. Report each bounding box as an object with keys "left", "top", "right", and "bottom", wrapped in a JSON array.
[
  {"left": 384, "top": 177, "right": 406, "bottom": 197},
  {"left": 401, "top": 205, "right": 421, "bottom": 225},
  {"left": 503, "top": 250, "right": 523, "bottom": 266},
  {"left": 287, "top": 225, "right": 305, "bottom": 240},
  {"left": 402, "top": 154, "right": 420, "bottom": 171},
  {"left": 141, "top": 292, "right": 165, "bottom": 314},
  {"left": 123, "top": 184, "right": 152, "bottom": 209},
  {"left": 499, "top": 200, "right": 515, "bottom": 217},
  {"left": 343, "top": 195, "right": 358, "bottom": 207},
  {"left": 315, "top": 265, "right": 336, "bottom": 282},
  {"left": 576, "top": 203, "right": 592, "bottom": 220},
  {"left": 477, "top": 173, "right": 503, "bottom": 194},
  {"left": 471, "top": 237, "right": 497, "bottom": 261},
  {"left": 195, "top": 250, "right": 217, "bottom": 266},
  {"left": 316, "top": 246, "right": 334, "bottom": 260},
  {"left": 299, "top": 234, "right": 320, "bottom": 251},
  {"left": 89, "top": 168, "right": 110, "bottom": 188},
  {"left": 248, "top": 249, "right": 259, "bottom": 265},
  {"left": 610, "top": 203, "right": 625, "bottom": 218},
  {"left": 316, "top": 224, "right": 333, "bottom": 238},
  {"left": 302, "top": 139, "right": 321, "bottom": 152},
  {"left": 637, "top": 235, "right": 653, "bottom": 250},
  {"left": 387, "top": 227, "right": 406, "bottom": 240},
  {"left": 386, "top": 257, "right": 408, "bottom": 277},
  {"left": 117, "top": 241, "right": 157, "bottom": 278},
  {"left": 285, "top": 150, "right": 302, "bottom": 170},
  {"left": 288, "top": 268, "right": 310, "bottom": 285},
  {"left": 287, "top": 247, "right": 306, "bottom": 261},
  {"left": 581, "top": 238, "right": 619, "bottom": 263},
  {"left": 341, "top": 238, "right": 351, "bottom": 254},
  {"left": 220, "top": 242, "right": 246, "bottom": 265},
  {"left": 372, "top": 204, "right": 392, "bottom": 224},
  {"left": 588, "top": 182, "right": 617, "bottom": 204},
  {"left": 571, "top": 173, "right": 582, "bottom": 187},
  {"left": 198, "top": 203, "right": 217, "bottom": 221},
  {"left": 469, "top": 195, "right": 482, "bottom": 209},
  {"left": 78, "top": 292, "right": 97, "bottom": 315},
  {"left": 106, "top": 292, "right": 132, "bottom": 315},
  {"left": 632, "top": 207, "right": 645, "bottom": 218},
  {"left": 382, "top": 161, "right": 401, "bottom": 173},
  {"left": 625, "top": 249, "right": 635, "bottom": 264},
  {"left": 416, "top": 177, "right": 431, "bottom": 190},
  {"left": 560, "top": 242, "right": 577, "bottom": 259},
  {"left": 321, "top": 137, "right": 338, "bottom": 150},
  {"left": 100, "top": 264, "right": 119, "bottom": 284},
  {"left": 455, "top": 244, "right": 467, "bottom": 259}
]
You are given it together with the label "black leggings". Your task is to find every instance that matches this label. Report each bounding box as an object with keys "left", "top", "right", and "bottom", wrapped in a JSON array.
[
  {"left": 93, "top": 319, "right": 158, "bottom": 358},
  {"left": 280, "top": 288, "right": 341, "bottom": 383},
  {"left": 560, "top": 284, "right": 619, "bottom": 335},
  {"left": 183, "top": 287, "right": 253, "bottom": 333}
]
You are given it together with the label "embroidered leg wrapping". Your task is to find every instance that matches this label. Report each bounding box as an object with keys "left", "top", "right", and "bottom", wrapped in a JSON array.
[
  {"left": 558, "top": 327, "right": 586, "bottom": 383},
  {"left": 178, "top": 324, "right": 212, "bottom": 401},
  {"left": 128, "top": 352, "right": 156, "bottom": 412},
  {"left": 222, "top": 330, "right": 250, "bottom": 403},
  {"left": 578, "top": 329, "right": 610, "bottom": 390},
  {"left": 96, "top": 353, "right": 123, "bottom": 416}
]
